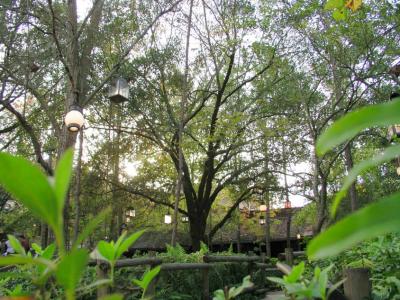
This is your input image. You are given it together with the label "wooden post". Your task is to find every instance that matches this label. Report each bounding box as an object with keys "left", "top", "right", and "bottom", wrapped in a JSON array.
[
  {"left": 343, "top": 268, "right": 371, "bottom": 300},
  {"left": 96, "top": 261, "right": 108, "bottom": 298},
  {"left": 202, "top": 267, "right": 210, "bottom": 300},
  {"left": 284, "top": 248, "right": 293, "bottom": 266},
  {"left": 260, "top": 253, "right": 266, "bottom": 288}
]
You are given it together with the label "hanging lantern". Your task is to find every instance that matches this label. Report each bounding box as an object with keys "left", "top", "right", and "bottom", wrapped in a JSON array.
[
  {"left": 126, "top": 207, "right": 136, "bottom": 218},
  {"left": 181, "top": 216, "right": 189, "bottom": 223},
  {"left": 259, "top": 204, "right": 267, "bottom": 212},
  {"left": 259, "top": 215, "right": 266, "bottom": 225},
  {"left": 164, "top": 214, "right": 172, "bottom": 224},
  {"left": 109, "top": 77, "right": 129, "bottom": 103},
  {"left": 297, "top": 232, "right": 301, "bottom": 240},
  {"left": 65, "top": 105, "right": 84, "bottom": 132}
]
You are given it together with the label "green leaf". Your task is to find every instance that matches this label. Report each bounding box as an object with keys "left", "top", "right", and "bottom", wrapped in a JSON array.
[
  {"left": 114, "top": 231, "right": 127, "bottom": 253},
  {"left": 54, "top": 149, "right": 74, "bottom": 217},
  {"left": 332, "top": 9, "right": 346, "bottom": 20},
  {"left": 327, "top": 278, "right": 347, "bottom": 298},
  {"left": 99, "top": 294, "right": 124, "bottom": 300},
  {"left": 97, "top": 241, "right": 115, "bottom": 262},
  {"left": 31, "top": 243, "right": 42, "bottom": 255},
  {"left": 41, "top": 243, "right": 56, "bottom": 260},
  {"left": 229, "top": 275, "right": 253, "bottom": 298},
  {"left": 212, "top": 289, "right": 225, "bottom": 300},
  {"left": 317, "top": 98, "right": 400, "bottom": 155},
  {"left": 0, "top": 153, "right": 58, "bottom": 230},
  {"left": 55, "top": 249, "right": 89, "bottom": 291},
  {"left": 116, "top": 230, "right": 145, "bottom": 259},
  {"left": 331, "top": 144, "right": 400, "bottom": 216},
  {"left": 0, "top": 255, "right": 54, "bottom": 269},
  {"left": 7, "top": 235, "right": 25, "bottom": 256},
  {"left": 307, "top": 192, "right": 400, "bottom": 260},
  {"left": 267, "top": 276, "right": 286, "bottom": 285},
  {"left": 72, "top": 208, "right": 111, "bottom": 251},
  {"left": 141, "top": 266, "right": 161, "bottom": 292},
  {"left": 285, "top": 262, "right": 304, "bottom": 283},
  {"left": 324, "top": 0, "right": 344, "bottom": 10}
]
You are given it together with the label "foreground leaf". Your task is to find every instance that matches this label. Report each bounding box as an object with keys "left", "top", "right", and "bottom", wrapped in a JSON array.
[
  {"left": 316, "top": 97, "right": 400, "bottom": 155},
  {"left": 331, "top": 144, "right": 400, "bottom": 216},
  {"left": 97, "top": 241, "right": 115, "bottom": 262},
  {"left": 55, "top": 249, "right": 89, "bottom": 291},
  {"left": 324, "top": 0, "right": 344, "bottom": 10},
  {"left": 0, "top": 256, "right": 54, "bottom": 269},
  {"left": 99, "top": 294, "right": 123, "bottom": 300},
  {"left": 308, "top": 192, "right": 400, "bottom": 259},
  {"left": 72, "top": 208, "right": 111, "bottom": 251},
  {"left": 0, "top": 153, "right": 58, "bottom": 229},
  {"left": 7, "top": 235, "right": 26, "bottom": 256},
  {"left": 116, "top": 230, "right": 145, "bottom": 259},
  {"left": 133, "top": 265, "right": 161, "bottom": 291}
]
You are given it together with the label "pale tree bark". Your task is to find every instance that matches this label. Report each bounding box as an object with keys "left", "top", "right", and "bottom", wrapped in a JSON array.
[
  {"left": 73, "top": 127, "right": 84, "bottom": 243},
  {"left": 283, "top": 144, "right": 291, "bottom": 249},
  {"left": 344, "top": 142, "right": 358, "bottom": 212},
  {"left": 172, "top": 0, "right": 194, "bottom": 246},
  {"left": 265, "top": 190, "right": 271, "bottom": 258}
]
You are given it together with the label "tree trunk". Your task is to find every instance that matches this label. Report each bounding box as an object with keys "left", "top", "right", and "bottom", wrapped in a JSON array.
[
  {"left": 315, "top": 180, "right": 328, "bottom": 233},
  {"left": 265, "top": 192, "right": 271, "bottom": 258},
  {"left": 189, "top": 210, "right": 207, "bottom": 251},
  {"left": 236, "top": 207, "right": 241, "bottom": 253},
  {"left": 344, "top": 143, "right": 358, "bottom": 212}
]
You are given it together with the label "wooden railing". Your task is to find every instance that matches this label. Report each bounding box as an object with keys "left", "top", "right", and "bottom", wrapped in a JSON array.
[{"left": 91, "top": 253, "right": 280, "bottom": 299}]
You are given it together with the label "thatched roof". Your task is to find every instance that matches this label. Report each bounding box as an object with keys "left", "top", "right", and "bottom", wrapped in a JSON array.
[{"left": 131, "top": 207, "right": 313, "bottom": 250}]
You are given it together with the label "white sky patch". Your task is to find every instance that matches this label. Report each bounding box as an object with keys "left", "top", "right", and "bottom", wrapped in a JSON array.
[
  {"left": 77, "top": 0, "right": 92, "bottom": 21},
  {"left": 122, "top": 160, "right": 139, "bottom": 178}
]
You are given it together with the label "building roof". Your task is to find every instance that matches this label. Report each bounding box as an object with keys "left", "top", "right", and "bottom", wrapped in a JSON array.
[{"left": 132, "top": 207, "right": 313, "bottom": 250}]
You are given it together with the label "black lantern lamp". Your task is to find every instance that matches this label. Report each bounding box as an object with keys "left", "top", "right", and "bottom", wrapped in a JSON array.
[
  {"left": 125, "top": 207, "right": 136, "bottom": 222},
  {"left": 64, "top": 105, "right": 84, "bottom": 132},
  {"left": 259, "top": 215, "right": 266, "bottom": 225},
  {"left": 297, "top": 232, "right": 301, "bottom": 240},
  {"left": 181, "top": 216, "right": 189, "bottom": 223},
  {"left": 109, "top": 77, "right": 129, "bottom": 103},
  {"left": 284, "top": 200, "right": 292, "bottom": 209}
]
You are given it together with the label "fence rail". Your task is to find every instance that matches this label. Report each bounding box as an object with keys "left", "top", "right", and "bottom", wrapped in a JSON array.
[{"left": 92, "top": 254, "right": 279, "bottom": 299}]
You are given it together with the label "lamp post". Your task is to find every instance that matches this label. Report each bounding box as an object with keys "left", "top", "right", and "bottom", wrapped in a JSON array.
[
  {"left": 297, "top": 232, "right": 301, "bottom": 251},
  {"left": 181, "top": 216, "right": 189, "bottom": 223},
  {"left": 259, "top": 215, "right": 266, "bottom": 225},
  {"left": 64, "top": 105, "right": 84, "bottom": 132}
]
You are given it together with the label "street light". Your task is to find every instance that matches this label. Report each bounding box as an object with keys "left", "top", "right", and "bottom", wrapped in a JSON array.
[
  {"left": 259, "top": 204, "right": 267, "bottom": 212},
  {"left": 259, "top": 215, "right": 266, "bottom": 225},
  {"left": 181, "top": 216, "right": 189, "bottom": 223},
  {"left": 109, "top": 77, "right": 129, "bottom": 103},
  {"left": 64, "top": 105, "right": 84, "bottom": 132}
]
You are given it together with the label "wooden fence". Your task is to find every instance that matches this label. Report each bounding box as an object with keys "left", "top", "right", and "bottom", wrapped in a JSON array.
[{"left": 91, "top": 254, "right": 281, "bottom": 299}]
